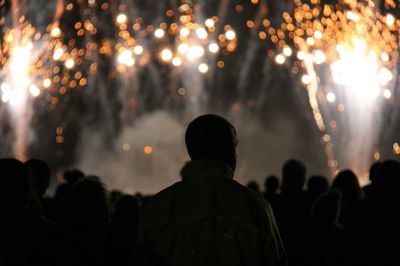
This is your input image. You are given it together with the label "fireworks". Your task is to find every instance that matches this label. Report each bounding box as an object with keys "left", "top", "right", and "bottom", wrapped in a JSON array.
[
  {"left": 250, "top": 0, "right": 400, "bottom": 178},
  {"left": 152, "top": 1, "right": 238, "bottom": 73},
  {"left": 1, "top": 0, "right": 400, "bottom": 179}
]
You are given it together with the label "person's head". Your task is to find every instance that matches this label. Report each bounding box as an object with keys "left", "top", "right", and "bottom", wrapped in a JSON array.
[
  {"left": 0, "top": 158, "right": 30, "bottom": 214},
  {"left": 264, "top": 175, "right": 279, "bottom": 193},
  {"left": 63, "top": 169, "right": 84, "bottom": 185},
  {"left": 331, "top": 170, "right": 361, "bottom": 200},
  {"left": 376, "top": 160, "right": 400, "bottom": 196},
  {"left": 311, "top": 189, "right": 342, "bottom": 223},
  {"left": 185, "top": 114, "right": 238, "bottom": 171},
  {"left": 25, "top": 159, "right": 51, "bottom": 199},
  {"left": 246, "top": 181, "right": 260, "bottom": 192},
  {"left": 66, "top": 176, "right": 109, "bottom": 227},
  {"left": 307, "top": 175, "right": 329, "bottom": 197},
  {"left": 281, "top": 159, "right": 306, "bottom": 192},
  {"left": 369, "top": 162, "right": 381, "bottom": 184}
]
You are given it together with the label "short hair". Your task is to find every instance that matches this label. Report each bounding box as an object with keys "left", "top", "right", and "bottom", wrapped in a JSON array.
[
  {"left": 282, "top": 159, "right": 306, "bottom": 191},
  {"left": 25, "top": 159, "right": 51, "bottom": 197},
  {"left": 0, "top": 158, "right": 30, "bottom": 211},
  {"left": 185, "top": 114, "right": 237, "bottom": 169}
]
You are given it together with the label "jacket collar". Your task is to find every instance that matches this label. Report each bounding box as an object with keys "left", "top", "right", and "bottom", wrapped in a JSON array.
[{"left": 180, "top": 160, "right": 234, "bottom": 181}]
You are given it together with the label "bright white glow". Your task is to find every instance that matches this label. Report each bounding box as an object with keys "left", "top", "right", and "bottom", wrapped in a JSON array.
[
  {"left": 314, "top": 30, "right": 323, "bottom": 39},
  {"left": 346, "top": 11, "right": 360, "bottom": 22},
  {"left": 187, "top": 45, "right": 204, "bottom": 60},
  {"left": 29, "top": 85, "right": 40, "bottom": 97},
  {"left": 275, "top": 54, "right": 285, "bottom": 64},
  {"left": 386, "top": 14, "right": 395, "bottom": 26},
  {"left": 116, "top": 13, "right": 127, "bottom": 24},
  {"left": 314, "top": 50, "right": 326, "bottom": 64},
  {"left": 283, "top": 46, "right": 292, "bottom": 56},
  {"left": 297, "top": 51, "right": 306, "bottom": 60},
  {"left": 307, "top": 37, "right": 315, "bottom": 45},
  {"left": 198, "top": 63, "right": 208, "bottom": 73},
  {"left": 301, "top": 74, "right": 312, "bottom": 85},
  {"left": 205, "top": 18, "right": 215, "bottom": 28},
  {"left": 225, "top": 30, "right": 236, "bottom": 40},
  {"left": 1, "top": 83, "right": 11, "bottom": 102},
  {"left": 65, "top": 58, "right": 75, "bottom": 69},
  {"left": 196, "top": 28, "right": 208, "bottom": 39},
  {"left": 160, "top": 48, "right": 173, "bottom": 61},
  {"left": 133, "top": 45, "right": 144, "bottom": 55},
  {"left": 43, "top": 78, "right": 52, "bottom": 88},
  {"left": 50, "top": 27, "right": 61, "bottom": 37},
  {"left": 383, "top": 89, "right": 392, "bottom": 99},
  {"left": 331, "top": 40, "right": 382, "bottom": 103},
  {"left": 172, "top": 57, "right": 182, "bottom": 66},
  {"left": 178, "top": 43, "right": 189, "bottom": 54},
  {"left": 379, "top": 67, "right": 393, "bottom": 86},
  {"left": 326, "top": 92, "right": 336, "bottom": 103},
  {"left": 381, "top": 52, "right": 389, "bottom": 62},
  {"left": 117, "top": 50, "right": 134, "bottom": 66},
  {"left": 53, "top": 47, "right": 64, "bottom": 60},
  {"left": 180, "top": 27, "right": 190, "bottom": 37},
  {"left": 154, "top": 28, "right": 165, "bottom": 38},
  {"left": 208, "top": 43, "right": 219, "bottom": 53}
]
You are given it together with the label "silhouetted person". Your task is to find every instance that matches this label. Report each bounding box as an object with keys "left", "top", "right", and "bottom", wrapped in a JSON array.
[
  {"left": 109, "top": 195, "right": 140, "bottom": 265},
  {"left": 0, "top": 158, "right": 82, "bottom": 266},
  {"left": 44, "top": 169, "right": 85, "bottom": 225},
  {"left": 137, "top": 114, "right": 286, "bottom": 266},
  {"left": 331, "top": 170, "right": 366, "bottom": 265},
  {"left": 274, "top": 159, "right": 309, "bottom": 253},
  {"left": 331, "top": 170, "right": 364, "bottom": 230},
  {"left": 306, "top": 175, "right": 328, "bottom": 210},
  {"left": 246, "top": 180, "right": 260, "bottom": 192},
  {"left": 65, "top": 176, "right": 110, "bottom": 266},
  {"left": 294, "top": 189, "right": 346, "bottom": 266},
  {"left": 362, "top": 160, "right": 400, "bottom": 266},
  {"left": 263, "top": 175, "right": 279, "bottom": 206},
  {"left": 25, "top": 159, "right": 51, "bottom": 201},
  {"left": 363, "top": 162, "right": 381, "bottom": 203}
]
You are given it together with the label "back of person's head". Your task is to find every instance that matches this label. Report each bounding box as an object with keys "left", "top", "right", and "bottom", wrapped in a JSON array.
[
  {"left": 0, "top": 158, "right": 30, "bottom": 214},
  {"left": 369, "top": 162, "right": 381, "bottom": 184},
  {"left": 331, "top": 170, "right": 361, "bottom": 201},
  {"left": 376, "top": 160, "right": 400, "bottom": 196},
  {"left": 311, "top": 189, "right": 342, "bottom": 223},
  {"left": 114, "top": 194, "right": 140, "bottom": 223},
  {"left": 264, "top": 175, "right": 279, "bottom": 193},
  {"left": 25, "top": 159, "right": 51, "bottom": 198},
  {"left": 185, "top": 114, "right": 238, "bottom": 171},
  {"left": 307, "top": 175, "right": 329, "bottom": 197},
  {"left": 246, "top": 181, "right": 260, "bottom": 192},
  {"left": 66, "top": 176, "right": 109, "bottom": 228},
  {"left": 281, "top": 159, "right": 306, "bottom": 192},
  {"left": 63, "top": 169, "right": 84, "bottom": 185}
]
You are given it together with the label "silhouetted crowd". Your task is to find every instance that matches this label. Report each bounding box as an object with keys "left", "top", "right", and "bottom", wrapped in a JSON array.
[{"left": 1, "top": 115, "right": 400, "bottom": 266}]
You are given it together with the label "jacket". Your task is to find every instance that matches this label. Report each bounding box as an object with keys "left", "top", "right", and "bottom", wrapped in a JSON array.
[{"left": 137, "top": 160, "right": 286, "bottom": 266}]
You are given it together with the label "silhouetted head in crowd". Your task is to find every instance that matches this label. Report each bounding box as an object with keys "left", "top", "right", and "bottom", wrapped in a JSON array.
[
  {"left": 307, "top": 175, "right": 329, "bottom": 198},
  {"left": 281, "top": 159, "right": 306, "bottom": 193},
  {"left": 264, "top": 175, "right": 279, "bottom": 194},
  {"left": 311, "top": 189, "right": 342, "bottom": 223},
  {"left": 369, "top": 162, "right": 381, "bottom": 184},
  {"left": 331, "top": 170, "right": 362, "bottom": 201},
  {"left": 66, "top": 176, "right": 109, "bottom": 228},
  {"left": 114, "top": 194, "right": 139, "bottom": 223},
  {"left": 376, "top": 160, "right": 400, "bottom": 196},
  {"left": 185, "top": 114, "right": 238, "bottom": 171},
  {"left": 0, "top": 158, "right": 30, "bottom": 215},
  {"left": 25, "top": 159, "right": 50, "bottom": 199},
  {"left": 63, "top": 169, "right": 84, "bottom": 185},
  {"left": 247, "top": 181, "right": 260, "bottom": 192}
]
